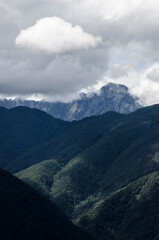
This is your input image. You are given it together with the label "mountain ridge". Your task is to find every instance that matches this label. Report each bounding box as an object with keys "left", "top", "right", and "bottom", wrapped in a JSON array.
[
  {"left": 0, "top": 106, "right": 72, "bottom": 170},
  {"left": 0, "top": 82, "right": 141, "bottom": 121},
  {"left": 15, "top": 104, "right": 159, "bottom": 221},
  {"left": 0, "top": 104, "right": 159, "bottom": 239}
]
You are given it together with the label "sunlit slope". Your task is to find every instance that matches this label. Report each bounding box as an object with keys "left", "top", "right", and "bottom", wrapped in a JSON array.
[{"left": 76, "top": 170, "right": 159, "bottom": 240}]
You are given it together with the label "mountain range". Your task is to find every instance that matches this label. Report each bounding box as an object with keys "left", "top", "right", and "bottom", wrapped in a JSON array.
[
  {"left": 0, "top": 82, "right": 141, "bottom": 121},
  {"left": 0, "top": 105, "right": 159, "bottom": 239}
]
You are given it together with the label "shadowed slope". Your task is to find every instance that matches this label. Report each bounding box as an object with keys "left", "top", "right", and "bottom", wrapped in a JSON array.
[
  {"left": 0, "top": 106, "right": 71, "bottom": 170},
  {"left": 0, "top": 168, "right": 93, "bottom": 240},
  {"left": 10, "top": 111, "right": 123, "bottom": 172}
]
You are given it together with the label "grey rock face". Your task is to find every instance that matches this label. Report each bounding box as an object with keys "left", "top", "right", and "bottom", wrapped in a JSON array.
[{"left": 0, "top": 83, "right": 142, "bottom": 121}]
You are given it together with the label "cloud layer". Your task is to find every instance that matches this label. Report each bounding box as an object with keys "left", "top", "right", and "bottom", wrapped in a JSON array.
[
  {"left": 16, "top": 17, "right": 102, "bottom": 54},
  {"left": 1, "top": 0, "right": 159, "bottom": 104}
]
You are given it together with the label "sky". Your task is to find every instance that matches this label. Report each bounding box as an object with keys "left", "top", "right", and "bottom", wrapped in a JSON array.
[{"left": 1, "top": 0, "right": 159, "bottom": 105}]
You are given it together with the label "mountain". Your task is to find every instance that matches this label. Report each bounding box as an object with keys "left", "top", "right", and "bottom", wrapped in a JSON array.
[
  {"left": 0, "top": 168, "right": 92, "bottom": 240},
  {"left": 1, "top": 104, "right": 159, "bottom": 239},
  {"left": 0, "top": 106, "right": 71, "bottom": 170},
  {"left": 10, "top": 111, "right": 123, "bottom": 173},
  {"left": 0, "top": 82, "right": 141, "bottom": 121},
  {"left": 76, "top": 170, "right": 159, "bottom": 240},
  {"left": 15, "top": 105, "right": 159, "bottom": 221}
]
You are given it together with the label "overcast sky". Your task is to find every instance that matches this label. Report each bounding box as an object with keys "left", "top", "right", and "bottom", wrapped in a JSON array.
[{"left": 1, "top": 0, "right": 159, "bottom": 104}]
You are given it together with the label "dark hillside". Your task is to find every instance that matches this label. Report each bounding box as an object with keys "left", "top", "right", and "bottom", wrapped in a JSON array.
[
  {"left": 0, "top": 168, "right": 92, "bottom": 240},
  {"left": 9, "top": 111, "right": 123, "bottom": 172},
  {"left": 0, "top": 106, "right": 71, "bottom": 169}
]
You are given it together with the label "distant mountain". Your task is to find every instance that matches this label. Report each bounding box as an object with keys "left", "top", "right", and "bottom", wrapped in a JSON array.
[
  {"left": 0, "top": 82, "right": 141, "bottom": 121},
  {"left": 0, "top": 168, "right": 92, "bottom": 240}
]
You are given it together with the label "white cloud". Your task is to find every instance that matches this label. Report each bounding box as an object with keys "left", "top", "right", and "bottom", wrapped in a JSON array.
[
  {"left": 15, "top": 17, "right": 102, "bottom": 53},
  {"left": 146, "top": 64, "right": 159, "bottom": 82},
  {"left": 95, "top": 63, "right": 159, "bottom": 106},
  {"left": 130, "top": 64, "right": 159, "bottom": 106}
]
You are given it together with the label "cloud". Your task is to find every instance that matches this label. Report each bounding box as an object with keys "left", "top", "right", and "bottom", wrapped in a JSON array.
[
  {"left": 97, "top": 63, "right": 159, "bottom": 107},
  {"left": 146, "top": 64, "right": 159, "bottom": 82},
  {"left": 131, "top": 64, "right": 159, "bottom": 106},
  {"left": 0, "top": 2, "right": 20, "bottom": 17},
  {"left": 15, "top": 17, "right": 102, "bottom": 53},
  {"left": 0, "top": 54, "right": 104, "bottom": 101},
  {"left": 1, "top": 0, "right": 159, "bottom": 105},
  {"left": 130, "top": 77, "right": 159, "bottom": 107}
]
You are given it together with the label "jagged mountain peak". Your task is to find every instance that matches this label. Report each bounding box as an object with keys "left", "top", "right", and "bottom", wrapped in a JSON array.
[
  {"left": 0, "top": 82, "right": 142, "bottom": 121},
  {"left": 101, "top": 82, "right": 128, "bottom": 93}
]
